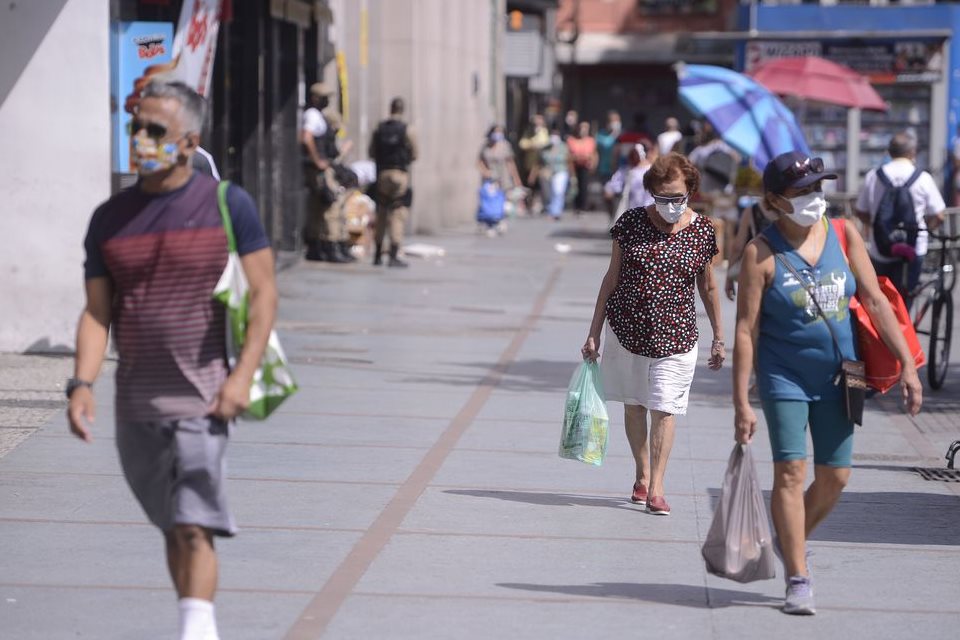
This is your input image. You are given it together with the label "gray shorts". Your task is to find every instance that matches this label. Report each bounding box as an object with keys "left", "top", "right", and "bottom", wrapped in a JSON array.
[{"left": 116, "top": 416, "right": 236, "bottom": 537}]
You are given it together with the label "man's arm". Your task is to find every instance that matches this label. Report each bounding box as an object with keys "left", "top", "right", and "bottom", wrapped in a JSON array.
[
  {"left": 210, "top": 248, "right": 277, "bottom": 420},
  {"left": 406, "top": 126, "right": 419, "bottom": 163},
  {"left": 302, "top": 128, "right": 328, "bottom": 170},
  {"left": 922, "top": 173, "right": 946, "bottom": 230},
  {"left": 67, "top": 277, "right": 113, "bottom": 442},
  {"left": 368, "top": 127, "right": 377, "bottom": 161}
]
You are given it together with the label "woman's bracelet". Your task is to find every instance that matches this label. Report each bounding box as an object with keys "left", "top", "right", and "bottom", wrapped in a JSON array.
[{"left": 712, "top": 339, "right": 725, "bottom": 346}]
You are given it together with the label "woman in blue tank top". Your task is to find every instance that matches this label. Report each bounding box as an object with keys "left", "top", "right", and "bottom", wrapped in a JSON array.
[{"left": 732, "top": 152, "right": 922, "bottom": 616}]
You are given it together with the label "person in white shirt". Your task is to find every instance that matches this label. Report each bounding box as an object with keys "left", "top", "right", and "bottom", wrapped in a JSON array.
[
  {"left": 657, "top": 117, "right": 683, "bottom": 156},
  {"left": 301, "top": 82, "right": 353, "bottom": 263},
  {"left": 604, "top": 142, "right": 656, "bottom": 221},
  {"left": 855, "top": 132, "right": 945, "bottom": 307}
]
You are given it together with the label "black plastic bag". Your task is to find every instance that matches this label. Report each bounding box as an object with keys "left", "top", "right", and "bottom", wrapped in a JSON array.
[{"left": 701, "top": 444, "right": 776, "bottom": 583}]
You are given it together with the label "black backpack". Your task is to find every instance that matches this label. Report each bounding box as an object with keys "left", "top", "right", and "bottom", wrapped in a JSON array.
[
  {"left": 374, "top": 120, "right": 411, "bottom": 170},
  {"left": 873, "top": 167, "right": 921, "bottom": 258},
  {"left": 701, "top": 148, "right": 736, "bottom": 192}
]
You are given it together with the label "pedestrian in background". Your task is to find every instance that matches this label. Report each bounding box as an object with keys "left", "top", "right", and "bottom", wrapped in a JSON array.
[
  {"left": 369, "top": 97, "right": 417, "bottom": 268},
  {"left": 596, "top": 112, "right": 622, "bottom": 174},
  {"left": 518, "top": 114, "right": 550, "bottom": 214},
  {"left": 68, "top": 81, "right": 277, "bottom": 640},
  {"left": 734, "top": 151, "right": 922, "bottom": 616},
  {"left": 478, "top": 124, "right": 522, "bottom": 195},
  {"left": 583, "top": 153, "right": 725, "bottom": 516},
  {"left": 567, "top": 121, "right": 598, "bottom": 216},
  {"left": 854, "top": 131, "right": 945, "bottom": 309},
  {"left": 657, "top": 116, "right": 683, "bottom": 156},
  {"left": 603, "top": 142, "right": 657, "bottom": 222},
  {"left": 302, "top": 82, "right": 351, "bottom": 263},
  {"left": 724, "top": 197, "right": 776, "bottom": 300},
  {"left": 540, "top": 128, "right": 570, "bottom": 220}
]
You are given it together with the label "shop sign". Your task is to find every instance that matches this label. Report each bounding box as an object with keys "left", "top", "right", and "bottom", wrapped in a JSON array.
[{"left": 746, "top": 40, "right": 944, "bottom": 84}]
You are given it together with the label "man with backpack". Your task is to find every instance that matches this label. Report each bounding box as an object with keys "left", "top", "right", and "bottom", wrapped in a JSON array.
[
  {"left": 369, "top": 97, "right": 417, "bottom": 267},
  {"left": 855, "top": 132, "right": 945, "bottom": 308},
  {"left": 689, "top": 124, "right": 740, "bottom": 263}
]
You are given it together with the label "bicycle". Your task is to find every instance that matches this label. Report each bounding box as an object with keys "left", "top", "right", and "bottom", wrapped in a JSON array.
[{"left": 911, "top": 216, "right": 960, "bottom": 390}]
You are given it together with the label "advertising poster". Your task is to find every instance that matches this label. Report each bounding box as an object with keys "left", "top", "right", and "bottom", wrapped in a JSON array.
[{"left": 110, "top": 21, "right": 175, "bottom": 173}]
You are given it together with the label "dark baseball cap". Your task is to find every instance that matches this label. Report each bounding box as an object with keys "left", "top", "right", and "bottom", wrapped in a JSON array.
[{"left": 763, "top": 151, "right": 837, "bottom": 195}]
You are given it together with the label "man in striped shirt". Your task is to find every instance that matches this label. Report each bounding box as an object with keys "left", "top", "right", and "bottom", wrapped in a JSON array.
[{"left": 68, "top": 81, "right": 276, "bottom": 640}]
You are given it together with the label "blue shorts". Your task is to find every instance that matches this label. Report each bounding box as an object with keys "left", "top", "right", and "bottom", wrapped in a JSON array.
[{"left": 761, "top": 398, "right": 854, "bottom": 468}]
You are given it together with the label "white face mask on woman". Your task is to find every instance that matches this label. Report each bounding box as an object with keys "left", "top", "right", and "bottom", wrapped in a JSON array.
[
  {"left": 784, "top": 191, "right": 826, "bottom": 227},
  {"left": 655, "top": 199, "right": 687, "bottom": 223}
]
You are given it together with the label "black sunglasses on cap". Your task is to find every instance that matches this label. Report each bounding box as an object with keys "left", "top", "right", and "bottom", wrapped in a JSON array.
[
  {"left": 781, "top": 156, "right": 825, "bottom": 182},
  {"left": 131, "top": 119, "right": 168, "bottom": 140}
]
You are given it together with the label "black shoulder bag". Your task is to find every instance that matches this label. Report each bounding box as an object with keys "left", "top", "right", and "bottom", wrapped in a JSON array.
[{"left": 766, "top": 240, "right": 867, "bottom": 426}]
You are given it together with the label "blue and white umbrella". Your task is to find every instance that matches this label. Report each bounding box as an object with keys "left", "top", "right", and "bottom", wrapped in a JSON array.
[{"left": 677, "top": 63, "right": 811, "bottom": 170}]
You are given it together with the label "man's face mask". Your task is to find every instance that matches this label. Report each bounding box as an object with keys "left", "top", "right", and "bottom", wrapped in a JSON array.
[
  {"left": 131, "top": 117, "right": 182, "bottom": 175},
  {"left": 132, "top": 135, "right": 180, "bottom": 175}
]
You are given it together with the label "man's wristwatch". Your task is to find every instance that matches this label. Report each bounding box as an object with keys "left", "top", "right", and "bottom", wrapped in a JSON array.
[{"left": 65, "top": 378, "right": 93, "bottom": 399}]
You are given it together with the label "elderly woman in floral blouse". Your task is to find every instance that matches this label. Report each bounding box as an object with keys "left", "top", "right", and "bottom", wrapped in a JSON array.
[{"left": 582, "top": 153, "right": 725, "bottom": 516}]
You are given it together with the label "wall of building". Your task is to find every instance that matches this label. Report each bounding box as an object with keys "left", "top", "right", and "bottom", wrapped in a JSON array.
[
  {"left": 331, "top": 0, "right": 505, "bottom": 233},
  {"left": 0, "top": 0, "right": 111, "bottom": 352}
]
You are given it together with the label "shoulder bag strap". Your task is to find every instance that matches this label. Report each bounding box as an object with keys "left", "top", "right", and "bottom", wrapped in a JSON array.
[
  {"left": 216, "top": 181, "right": 237, "bottom": 254},
  {"left": 757, "top": 234, "right": 845, "bottom": 359}
]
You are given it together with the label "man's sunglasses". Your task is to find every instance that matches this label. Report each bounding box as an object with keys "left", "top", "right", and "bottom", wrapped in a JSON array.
[
  {"left": 131, "top": 119, "right": 168, "bottom": 140},
  {"left": 782, "top": 156, "right": 825, "bottom": 182},
  {"left": 651, "top": 193, "right": 688, "bottom": 205}
]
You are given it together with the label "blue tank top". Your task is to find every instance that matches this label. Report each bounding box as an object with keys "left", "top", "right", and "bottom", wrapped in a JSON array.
[{"left": 756, "top": 219, "right": 858, "bottom": 402}]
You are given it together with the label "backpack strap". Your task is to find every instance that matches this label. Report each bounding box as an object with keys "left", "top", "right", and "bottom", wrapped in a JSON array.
[
  {"left": 903, "top": 167, "right": 922, "bottom": 189},
  {"left": 877, "top": 165, "right": 922, "bottom": 189},
  {"left": 876, "top": 167, "right": 893, "bottom": 188},
  {"left": 216, "top": 181, "right": 237, "bottom": 254}
]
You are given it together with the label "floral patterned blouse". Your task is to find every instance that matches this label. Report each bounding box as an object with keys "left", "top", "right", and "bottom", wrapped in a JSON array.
[{"left": 606, "top": 206, "right": 718, "bottom": 358}]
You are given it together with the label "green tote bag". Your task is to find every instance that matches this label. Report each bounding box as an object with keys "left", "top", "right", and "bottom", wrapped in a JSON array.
[{"left": 213, "top": 181, "right": 298, "bottom": 419}]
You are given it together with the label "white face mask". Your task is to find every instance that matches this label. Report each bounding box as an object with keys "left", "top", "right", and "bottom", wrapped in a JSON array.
[
  {"left": 655, "top": 199, "right": 687, "bottom": 223},
  {"left": 784, "top": 191, "right": 826, "bottom": 227}
]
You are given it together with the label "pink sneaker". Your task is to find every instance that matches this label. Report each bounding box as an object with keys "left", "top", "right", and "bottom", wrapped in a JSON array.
[
  {"left": 631, "top": 482, "right": 648, "bottom": 505},
  {"left": 646, "top": 496, "right": 671, "bottom": 516}
]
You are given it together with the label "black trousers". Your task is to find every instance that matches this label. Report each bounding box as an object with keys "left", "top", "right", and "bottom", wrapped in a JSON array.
[{"left": 574, "top": 165, "right": 591, "bottom": 211}]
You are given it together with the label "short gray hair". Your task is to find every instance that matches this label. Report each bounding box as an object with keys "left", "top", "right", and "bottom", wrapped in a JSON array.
[
  {"left": 141, "top": 80, "right": 207, "bottom": 134},
  {"left": 888, "top": 131, "right": 917, "bottom": 159}
]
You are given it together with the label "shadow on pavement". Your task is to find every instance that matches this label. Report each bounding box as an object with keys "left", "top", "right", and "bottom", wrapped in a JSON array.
[
  {"left": 549, "top": 228, "right": 612, "bottom": 241},
  {"left": 399, "top": 359, "right": 574, "bottom": 393},
  {"left": 498, "top": 582, "right": 780, "bottom": 609},
  {"left": 808, "top": 490, "right": 960, "bottom": 546},
  {"left": 444, "top": 489, "right": 636, "bottom": 511}
]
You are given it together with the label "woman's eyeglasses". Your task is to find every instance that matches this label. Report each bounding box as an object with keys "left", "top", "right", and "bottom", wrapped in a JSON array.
[
  {"left": 651, "top": 193, "right": 688, "bottom": 205},
  {"left": 131, "top": 119, "right": 168, "bottom": 140},
  {"left": 782, "top": 157, "right": 825, "bottom": 182}
]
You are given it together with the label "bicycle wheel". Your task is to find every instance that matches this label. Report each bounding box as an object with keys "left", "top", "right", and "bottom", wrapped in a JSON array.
[{"left": 928, "top": 294, "right": 953, "bottom": 390}]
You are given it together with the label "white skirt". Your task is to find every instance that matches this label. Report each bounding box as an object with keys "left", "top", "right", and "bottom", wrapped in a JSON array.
[{"left": 600, "top": 323, "right": 698, "bottom": 415}]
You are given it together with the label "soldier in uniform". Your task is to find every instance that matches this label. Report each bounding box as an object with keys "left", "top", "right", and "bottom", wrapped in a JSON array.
[
  {"left": 301, "top": 82, "right": 352, "bottom": 263},
  {"left": 369, "top": 97, "right": 417, "bottom": 267}
]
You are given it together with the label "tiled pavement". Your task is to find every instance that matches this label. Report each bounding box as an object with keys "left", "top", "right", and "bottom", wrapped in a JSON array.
[{"left": 1, "top": 214, "right": 958, "bottom": 639}]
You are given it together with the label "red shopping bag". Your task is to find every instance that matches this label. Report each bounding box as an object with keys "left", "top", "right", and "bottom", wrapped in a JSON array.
[{"left": 832, "top": 220, "right": 925, "bottom": 393}]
